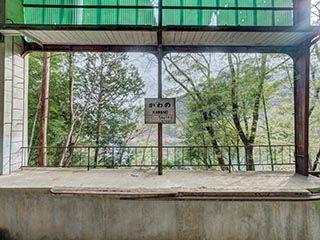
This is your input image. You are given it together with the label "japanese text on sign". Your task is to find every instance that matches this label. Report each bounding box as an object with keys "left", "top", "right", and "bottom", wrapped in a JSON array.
[{"left": 145, "top": 98, "right": 176, "bottom": 124}]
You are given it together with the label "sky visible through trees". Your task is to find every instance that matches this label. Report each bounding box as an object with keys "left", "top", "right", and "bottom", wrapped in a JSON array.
[{"left": 28, "top": 47, "right": 320, "bottom": 170}]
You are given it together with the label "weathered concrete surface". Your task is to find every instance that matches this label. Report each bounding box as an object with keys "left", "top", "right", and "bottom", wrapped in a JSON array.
[
  {"left": 0, "top": 188, "right": 320, "bottom": 240},
  {"left": 2, "top": 168, "right": 320, "bottom": 192},
  {"left": 1, "top": 169, "right": 320, "bottom": 240},
  {"left": 0, "top": 36, "right": 28, "bottom": 175}
]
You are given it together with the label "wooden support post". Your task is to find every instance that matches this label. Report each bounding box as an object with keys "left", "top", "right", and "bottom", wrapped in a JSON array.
[
  {"left": 293, "top": 42, "right": 310, "bottom": 176},
  {"left": 292, "top": 0, "right": 311, "bottom": 176}
]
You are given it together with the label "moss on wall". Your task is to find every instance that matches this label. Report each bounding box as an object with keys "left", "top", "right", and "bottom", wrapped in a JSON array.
[{"left": 311, "top": 201, "right": 320, "bottom": 217}]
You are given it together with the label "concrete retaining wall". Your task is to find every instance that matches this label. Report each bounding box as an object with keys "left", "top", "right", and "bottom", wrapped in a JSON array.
[{"left": 0, "top": 188, "right": 320, "bottom": 240}]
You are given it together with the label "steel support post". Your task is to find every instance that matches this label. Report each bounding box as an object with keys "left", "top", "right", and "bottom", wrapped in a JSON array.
[
  {"left": 157, "top": 51, "right": 163, "bottom": 176},
  {"left": 157, "top": 0, "right": 163, "bottom": 176},
  {"left": 293, "top": 42, "right": 310, "bottom": 176}
]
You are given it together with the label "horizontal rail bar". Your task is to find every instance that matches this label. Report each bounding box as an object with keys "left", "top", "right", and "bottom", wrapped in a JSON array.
[
  {"left": 23, "top": 4, "right": 293, "bottom": 11},
  {"left": 21, "top": 163, "right": 295, "bottom": 168},
  {"left": 23, "top": 4, "right": 155, "bottom": 9},
  {"left": 23, "top": 144, "right": 296, "bottom": 172},
  {"left": 162, "top": 6, "right": 293, "bottom": 11},
  {"left": 22, "top": 144, "right": 295, "bottom": 150}
]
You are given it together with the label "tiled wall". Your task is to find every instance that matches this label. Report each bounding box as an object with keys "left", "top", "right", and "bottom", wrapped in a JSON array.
[{"left": 0, "top": 36, "right": 28, "bottom": 174}]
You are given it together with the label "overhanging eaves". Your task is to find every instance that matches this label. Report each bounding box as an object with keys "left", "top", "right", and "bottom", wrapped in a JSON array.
[{"left": 0, "top": 24, "right": 319, "bottom": 54}]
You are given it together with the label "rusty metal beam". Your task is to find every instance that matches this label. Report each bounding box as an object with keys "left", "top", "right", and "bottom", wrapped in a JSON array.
[
  {"left": 23, "top": 42, "right": 158, "bottom": 55},
  {"left": 162, "top": 46, "right": 296, "bottom": 55},
  {"left": 23, "top": 42, "right": 300, "bottom": 57},
  {"left": 2, "top": 24, "right": 319, "bottom": 33}
]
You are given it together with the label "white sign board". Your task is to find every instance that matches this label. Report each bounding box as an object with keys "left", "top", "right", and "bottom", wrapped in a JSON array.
[{"left": 145, "top": 98, "right": 176, "bottom": 124}]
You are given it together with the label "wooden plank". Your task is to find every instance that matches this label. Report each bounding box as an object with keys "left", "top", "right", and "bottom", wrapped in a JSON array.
[
  {"left": 162, "top": 31, "right": 175, "bottom": 45},
  {"left": 192, "top": 31, "right": 204, "bottom": 45},
  {"left": 105, "top": 31, "right": 117, "bottom": 44},
  {"left": 1, "top": 28, "right": 315, "bottom": 48},
  {"left": 130, "top": 32, "right": 139, "bottom": 44},
  {"left": 101, "top": 31, "right": 113, "bottom": 44},
  {"left": 293, "top": 41, "right": 310, "bottom": 176}
]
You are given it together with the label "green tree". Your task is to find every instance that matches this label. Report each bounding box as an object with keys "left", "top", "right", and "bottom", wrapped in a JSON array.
[
  {"left": 164, "top": 53, "right": 292, "bottom": 170},
  {"left": 227, "top": 53, "right": 268, "bottom": 170},
  {"left": 29, "top": 52, "right": 144, "bottom": 167},
  {"left": 164, "top": 53, "right": 230, "bottom": 169},
  {"left": 75, "top": 52, "right": 145, "bottom": 166},
  {"left": 28, "top": 52, "right": 69, "bottom": 165}
]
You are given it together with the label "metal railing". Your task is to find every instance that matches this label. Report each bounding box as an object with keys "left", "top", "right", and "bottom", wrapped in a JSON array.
[{"left": 22, "top": 144, "right": 295, "bottom": 172}]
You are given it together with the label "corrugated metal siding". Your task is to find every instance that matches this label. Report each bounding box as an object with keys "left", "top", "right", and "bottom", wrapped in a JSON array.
[
  {"left": 162, "top": 0, "right": 292, "bottom": 26},
  {"left": 23, "top": 0, "right": 293, "bottom": 26},
  {"left": 23, "top": 0, "right": 157, "bottom": 25}
]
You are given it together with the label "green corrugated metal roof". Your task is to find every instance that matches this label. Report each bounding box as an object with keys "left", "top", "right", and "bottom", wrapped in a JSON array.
[
  {"left": 23, "top": 0, "right": 157, "bottom": 25},
  {"left": 23, "top": 0, "right": 293, "bottom": 26},
  {"left": 162, "top": 0, "right": 292, "bottom": 26},
  {"left": 162, "top": 0, "right": 214, "bottom": 26}
]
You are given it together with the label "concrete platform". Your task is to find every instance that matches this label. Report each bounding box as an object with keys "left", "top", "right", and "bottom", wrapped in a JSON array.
[
  {"left": 1, "top": 168, "right": 320, "bottom": 200},
  {"left": 1, "top": 169, "right": 320, "bottom": 239}
]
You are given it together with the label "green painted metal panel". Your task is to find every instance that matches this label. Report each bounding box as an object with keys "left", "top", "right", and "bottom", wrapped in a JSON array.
[
  {"left": 162, "top": 0, "right": 215, "bottom": 26},
  {"left": 24, "top": 0, "right": 156, "bottom": 25},
  {"left": 162, "top": 0, "right": 292, "bottom": 26},
  {"left": 23, "top": 0, "right": 293, "bottom": 26},
  {"left": 274, "top": 10, "right": 292, "bottom": 26},
  {"left": 256, "top": 10, "right": 273, "bottom": 26},
  {"left": 274, "top": 0, "right": 291, "bottom": 7},
  {"left": 216, "top": 0, "right": 237, "bottom": 25},
  {"left": 6, "top": 0, "right": 24, "bottom": 24},
  {"left": 215, "top": 0, "right": 292, "bottom": 26}
]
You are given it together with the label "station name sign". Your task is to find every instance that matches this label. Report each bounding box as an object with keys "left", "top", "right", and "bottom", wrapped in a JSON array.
[{"left": 145, "top": 98, "right": 176, "bottom": 124}]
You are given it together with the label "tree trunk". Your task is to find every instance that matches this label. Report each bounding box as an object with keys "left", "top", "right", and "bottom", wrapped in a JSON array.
[
  {"left": 228, "top": 53, "right": 267, "bottom": 170},
  {"left": 236, "top": 138, "right": 241, "bottom": 170},
  {"left": 262, "top": 94, "right": 274, "bottom": 171},
  {"left": 200, "top": 111, "right": 228, "bottom": 170},
  {"left": 38, "top": 52, "right": 50, "bottom": 166},
  {"left": 67, "top": 53, "right": 75, "bottom": 164},
  {"left": 245, "top": 145, "right": 255, "bottom": 171},
  {"left": 312, "top": 147, "right": 320, "bottom": 171},
  {"left": 59, "top": 120, "right": 76, "bottom": 167},
  {"left": 59, "top": 53, "right": 76, "bottom": 167},
  {"left": 164, "top": 56, "right": 228, "bottom": 170},
  {"left": 94, "top": 108, "right": 102, "bottom": 167},
  {"left": 28, "top": 95, "right": 41, "bottom": 164}
]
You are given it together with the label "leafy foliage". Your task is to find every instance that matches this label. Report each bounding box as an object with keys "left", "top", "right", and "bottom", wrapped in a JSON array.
[
  {"left": 28, "top": 52, "right": 144, "bottom": 166},
  {"left": 164, "top": 53, "right": 295, "bottom": 169},
  {"left": 28, "top": 52, "right": 69, "bottom": 147},
  {"left": 77, "top": 52, "right": 144, "bottom": 146}
]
